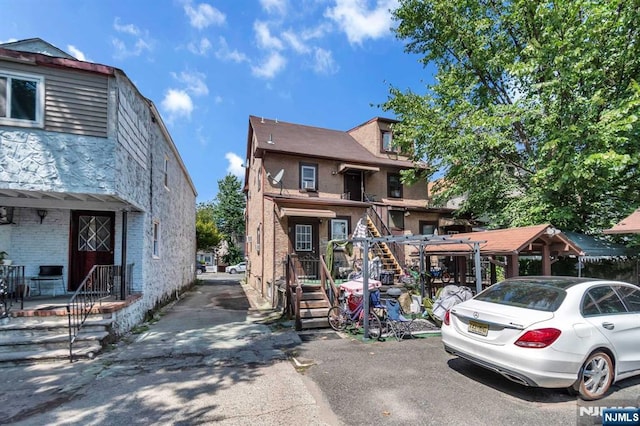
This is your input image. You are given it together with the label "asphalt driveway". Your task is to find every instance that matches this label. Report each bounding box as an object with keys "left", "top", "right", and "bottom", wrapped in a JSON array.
[{"left": 292, "top": 330, "right": 640, "bottom": 426}]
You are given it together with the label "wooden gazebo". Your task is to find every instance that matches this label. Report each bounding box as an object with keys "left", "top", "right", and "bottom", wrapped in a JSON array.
[{"left": 423, "top": 224, "right": 584, "bottom": 282}]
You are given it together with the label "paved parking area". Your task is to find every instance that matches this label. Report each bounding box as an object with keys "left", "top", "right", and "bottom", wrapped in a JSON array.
[{"left": 292, "top": 331, "right": 640, "bottom": 426}]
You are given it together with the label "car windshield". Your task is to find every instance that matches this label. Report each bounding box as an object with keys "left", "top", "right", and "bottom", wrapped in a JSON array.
[{"left": 475, "top": 280, "right": 567, "bottom": 312}]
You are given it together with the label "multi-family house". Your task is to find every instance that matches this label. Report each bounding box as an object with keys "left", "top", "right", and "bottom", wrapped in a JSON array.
[
  {"left": 0, "top": 39, "right": 196, "bottom": 334},
  {"left": 243, "top": 115, "right": 472, "bottom": 307}
]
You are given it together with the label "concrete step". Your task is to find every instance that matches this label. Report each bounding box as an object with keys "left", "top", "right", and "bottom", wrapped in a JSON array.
[
  {"left": 300, "top": 317, "right": 329, "bottom": 329},
  {"left": 0, "top": 330, "right": 109, "bottom": 353},
  {"left": 0, "top": 344, "right": 102, "bottom": 364}
]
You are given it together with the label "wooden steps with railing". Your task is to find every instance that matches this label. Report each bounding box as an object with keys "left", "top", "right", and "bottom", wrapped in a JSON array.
[
  {"left": 293, "top": 286, "right": 331, "bottom": 329},
  {"left": 366, "top": 218, "right": 403, "bottom": 277}
]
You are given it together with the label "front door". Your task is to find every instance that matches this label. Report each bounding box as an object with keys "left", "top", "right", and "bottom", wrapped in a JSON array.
[
  {"left": 344, "top": 171, "right": 363, "bottom": 201},
  {"left": 70, "top": 211, "right": 115, "bottom": 291},
  {"left": 289, "top": 218, "right": 320, "bottom": 279}
]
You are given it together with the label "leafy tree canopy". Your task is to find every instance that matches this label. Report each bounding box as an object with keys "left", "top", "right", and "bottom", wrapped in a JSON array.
[
  {"left": 196, "top": 202, "right": 221, "bottom": 252},
  {"left": 385, "top": 0, "right": 640, "bottom": 233},
  {"left": 213, "top": 174, "right": 246, "bottom": 248}
]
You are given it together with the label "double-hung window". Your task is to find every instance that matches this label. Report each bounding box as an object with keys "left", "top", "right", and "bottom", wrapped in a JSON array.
[
  {"left": 300, "top": 163, "right": 317, "bottom": 191},
  {"left": 387, "top": 173, "right": 403, "bottom": 198},
  {"left": 0, "top": 70, "right": 44, "bottom": 127},
  {"left": 330, "top": 218, "right": 349, "bottom": 241}
]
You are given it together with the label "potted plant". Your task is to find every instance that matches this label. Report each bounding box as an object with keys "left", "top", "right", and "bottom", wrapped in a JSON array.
[{"left": 0, "top": 251, "right": 11, "bottom": 265}]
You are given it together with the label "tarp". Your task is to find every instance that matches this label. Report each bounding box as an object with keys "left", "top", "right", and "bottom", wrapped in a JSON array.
[{"left": 564, "top": 231, "right": 635, "bottom": 261}]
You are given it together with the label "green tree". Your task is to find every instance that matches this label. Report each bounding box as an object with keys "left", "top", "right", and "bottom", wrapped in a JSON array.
[
  {"left": 213, "top": 174, "right": 246, "bottom": 263},
  {"left": 196, "top": 202, "right": 221, "bottom": 252},
  {"left": 385, "top": 0, "right": 640, "bottom": 233}
]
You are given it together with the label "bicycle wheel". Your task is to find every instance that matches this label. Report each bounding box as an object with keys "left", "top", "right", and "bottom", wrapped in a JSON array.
[
  {"left": 441, "top": 271, "right": 451, "bottom": 283},
  {"left": 365, "top": 311, "right": 383, "bottom": 340},
  {"left": 327, "top": 306, "right": 348, "bottom": 331}
]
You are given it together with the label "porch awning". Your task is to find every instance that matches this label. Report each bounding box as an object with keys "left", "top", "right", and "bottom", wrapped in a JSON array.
[
  {"left": 279, "top": 208, "right": 337, "bottom": 219},
  {"left": 338, "top": 163, "right": 380, "bottom": 173}
]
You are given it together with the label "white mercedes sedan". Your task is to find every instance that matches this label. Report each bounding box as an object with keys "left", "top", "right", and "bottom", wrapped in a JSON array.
[{"left": 441, "top": 276, "right": 640, "bottom": 400}]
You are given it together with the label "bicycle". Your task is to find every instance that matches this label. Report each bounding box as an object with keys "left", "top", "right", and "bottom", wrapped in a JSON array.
[{"left": 327, "top": 290, "right": 383, "bottom": 339}]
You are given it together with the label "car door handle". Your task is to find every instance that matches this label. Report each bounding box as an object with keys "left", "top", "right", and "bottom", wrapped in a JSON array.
[{"left": 602, "top": 322, "right": 615, "bottom": 330}]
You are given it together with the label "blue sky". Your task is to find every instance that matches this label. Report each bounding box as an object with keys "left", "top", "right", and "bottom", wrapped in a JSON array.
[{"left": 1, "top": 0, "right": 430, "bottom": 203}]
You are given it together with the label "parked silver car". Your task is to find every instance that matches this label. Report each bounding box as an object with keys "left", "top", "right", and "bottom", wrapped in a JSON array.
[
  {"left": 441, "top": 276, "right": 640, "bottom": 400},
  {"left": 225, "top": 262, "right": 246, "bottom": 274}
]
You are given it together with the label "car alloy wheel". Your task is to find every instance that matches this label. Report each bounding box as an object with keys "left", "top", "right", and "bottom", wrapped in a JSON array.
[
  {"left": 229, "top": 269, "right": 236, "bottom": 274},
  {"left": 578, "top": 351, "right": 614, "bottom": 400}
]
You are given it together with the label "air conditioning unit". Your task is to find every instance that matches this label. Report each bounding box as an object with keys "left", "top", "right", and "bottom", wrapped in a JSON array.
[{"left": 302, "top": 181, "right": 315, "bottom": 190}]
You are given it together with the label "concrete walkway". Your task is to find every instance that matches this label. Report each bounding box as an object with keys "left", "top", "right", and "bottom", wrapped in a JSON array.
[{"left": 0, "top": 273, "right": 339, "bottom": 425}]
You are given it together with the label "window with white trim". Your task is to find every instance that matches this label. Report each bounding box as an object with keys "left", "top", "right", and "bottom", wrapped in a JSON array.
[
  {"left": 295, "top": 224, "right": 312, "bottom": 251},
  {"left": 330, "top": 218, "right": 349, "bottom": 241},
  {"left": 163, "top": 157, "right": 169, "bottom": 188},
  {"left": 153, "top": 220, "right": 161, "bottom": 258},
  {"left": 0, "top": 70, "right": 44, "bottom": 127},
  {"left": 300, "top": 163, "right": 317, "bottom": 191}
]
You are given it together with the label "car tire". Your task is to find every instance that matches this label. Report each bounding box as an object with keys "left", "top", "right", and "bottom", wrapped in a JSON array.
[
  {"left": 196, "top": 269, "right": 202, "bottom": 275},
  {"left": 577, "top": 351, "right": 614, "bottom": 401},
  {"left": 229, "top": 269, "right": 237, "bottom": 274}
]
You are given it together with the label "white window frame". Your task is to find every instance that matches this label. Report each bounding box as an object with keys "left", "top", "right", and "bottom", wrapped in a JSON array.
[
  {"left": 295, "top": 224, "right": 312, "bottom": 251},
  {"left": 330, "top": 219, "right": 349, "bottom": 241},
  {"left": 0, "top": 70, "right": 44, "bottom": 128},
  {"left": 153, "top": 220, "right": 161, "bottom": 258},
  {"left": 163, "top": 156, "right": 169, "bottom": 189},
  {"left": 300, "top": 164, "right": 317, "bottom": 190}
]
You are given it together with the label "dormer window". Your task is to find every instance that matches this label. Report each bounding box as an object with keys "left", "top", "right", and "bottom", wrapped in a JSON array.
[
  {"left": 382, "top": 130, "right": 398, "bottom": 153},
  {"left": 0, "top": 70, "right": 44, "bottom": 127}
]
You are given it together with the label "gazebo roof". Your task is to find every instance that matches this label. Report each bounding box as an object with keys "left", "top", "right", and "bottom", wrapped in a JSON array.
[
  {"left": 423, "top": 224, "right": 583, "bottom": 256},
  {"left": 564, "top": 231, "right": 634, "bottom": 259}
]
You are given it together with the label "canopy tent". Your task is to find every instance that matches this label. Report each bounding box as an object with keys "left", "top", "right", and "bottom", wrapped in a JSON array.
[{"left": 563, "top": 231, "right": 634, "bottom": 261}]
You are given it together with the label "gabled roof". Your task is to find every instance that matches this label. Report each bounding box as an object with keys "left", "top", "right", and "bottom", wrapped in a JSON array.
[
  {"left": 0, "top": 38, "right": 77, "bottom": 60},
  {"left": 248, "top": 116, "right": 414, "bottom": 168},
  {"left": 603, "top": 208, "right": 640, "bottom": 234},
  {"left": 424, "top": 224, "right": 583, "bottom": 256}
]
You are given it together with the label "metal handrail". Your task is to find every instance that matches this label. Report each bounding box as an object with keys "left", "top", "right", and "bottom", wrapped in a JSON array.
[
  {"left": 1, "top": 265, "right": 26, "bottom": 317},
  {"left": 66, "top": 264, "right": 133, "bottom": 362}
]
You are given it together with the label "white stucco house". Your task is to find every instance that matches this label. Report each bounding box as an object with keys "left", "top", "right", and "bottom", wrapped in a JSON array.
[{"left": 0, "top": 39, "right": 197, "bottom": 333}]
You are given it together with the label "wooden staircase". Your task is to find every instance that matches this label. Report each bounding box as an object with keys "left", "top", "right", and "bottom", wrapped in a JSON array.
[
  {"left": 292, "top": 285, "right": 331, "bottom": 330},
  {"left": 366, "top": 217, "right": 403, "bottom": 277},
  {"left": 0, "top": 307, "right": 114, "bottom": 364}
]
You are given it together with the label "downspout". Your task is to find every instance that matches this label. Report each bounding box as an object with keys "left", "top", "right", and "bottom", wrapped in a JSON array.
[{"left": 120, "top": 210, "right": 128, "bottom": 300}]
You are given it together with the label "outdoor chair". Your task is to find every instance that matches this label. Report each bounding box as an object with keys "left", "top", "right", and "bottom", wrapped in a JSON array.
[
  {"left": 384, "top": 298, "right": 415, "bottom": 341},
  {"left": 30, "top": 265, "right": 65, "bottom": 296}
]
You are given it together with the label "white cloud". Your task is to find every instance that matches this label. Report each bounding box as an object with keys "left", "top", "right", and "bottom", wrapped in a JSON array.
[
  {"left": 183, "top": 1, "right": 225, "bottom": 30},
  {"left": 282, "top": 30, "right": 310, "bottom": 54},
  {"left": 187, "top": 37, "right": 212, "bottom": 56},
  {"left": 313, "top": 48, "right": 339, "bottom": 75},
  {"left": 225, "top": 152, "right": 245, "bottom": 178},
  {"left": 214, "top": 95, "right": 223, "bottom": 104},
  {"left": 161, "top": 89, "right": 194, "bottom": 120},
  {"left": 260, "top": 0, "right": 287, "bottom": 15},
  {"left": 67, "top": 45, "right": 88, "bottom": 61},
  {"left": 171, "top": 71, "right": 209, "bottom": 96},
  {"left": 251, "top": 52, "right": 286, "bottom": 79},
  {"left": 254, "top": 21, "right": 284, "bottom": 50},
  {"left": 325, "top": 0, "right": 398, "bottom": 45},
  {"left": 214, "top": 37, "right": 249, "bottom": 63},
  {"left": 112, "top": 18, "right": 154, "bottom": 59}
]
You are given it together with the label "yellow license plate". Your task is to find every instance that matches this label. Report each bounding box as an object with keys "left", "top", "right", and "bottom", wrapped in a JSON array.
[{"left": 468, "top": 320, "right": 489, "bottom": 337}]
